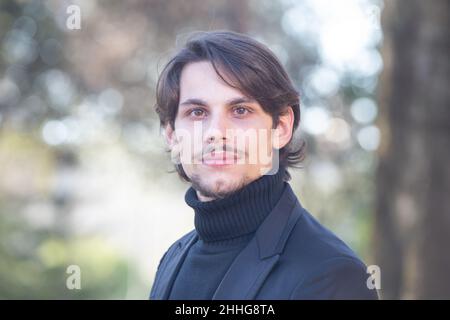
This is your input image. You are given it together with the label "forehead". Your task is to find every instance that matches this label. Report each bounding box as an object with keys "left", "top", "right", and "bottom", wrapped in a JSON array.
[{"left": 179, "top": 61, "right": 246, "bottom": 103}]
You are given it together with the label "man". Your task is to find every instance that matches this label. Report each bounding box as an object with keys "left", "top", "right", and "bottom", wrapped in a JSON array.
[{"left": 149, "top": 30, "right": 378, "bottom": 300}]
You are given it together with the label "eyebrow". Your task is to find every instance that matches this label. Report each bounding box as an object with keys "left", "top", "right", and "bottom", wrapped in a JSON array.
[{"left": 179, "top": 96, "right": 257, "bottom": 108}]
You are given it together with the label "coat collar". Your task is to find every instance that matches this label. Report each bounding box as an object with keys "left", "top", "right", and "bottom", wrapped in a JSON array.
[{"left": 151, "top": 183, "right": 302, "bottom": 300}]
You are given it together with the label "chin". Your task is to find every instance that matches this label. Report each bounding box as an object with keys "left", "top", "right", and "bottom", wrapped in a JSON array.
[
  {"left": 191, "top": 165, "right": 247, "bottom": 193},
  {"left": 201, "top": 164, "right": 245, "bottom": 179},
  {"left": 207, "top": 181, "right": 234, "bottom": 195},
  {"left": 202, "top": 167, "right": 240, "bottom": 184}
]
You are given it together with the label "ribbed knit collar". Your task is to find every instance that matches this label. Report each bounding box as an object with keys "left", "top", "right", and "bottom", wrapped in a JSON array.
[{"left": 184, "top": 167, "right": 287, "bottom": 243}]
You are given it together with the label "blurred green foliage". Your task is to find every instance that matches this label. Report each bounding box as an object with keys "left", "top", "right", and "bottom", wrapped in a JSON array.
[{"left": 0, "top": 0, "right": 383, "bottom": 298}]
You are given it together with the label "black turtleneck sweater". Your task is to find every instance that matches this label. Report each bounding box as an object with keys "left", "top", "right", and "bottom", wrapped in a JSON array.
[{"left": 168, "top": 167, "right": 287, "bottom": 300}]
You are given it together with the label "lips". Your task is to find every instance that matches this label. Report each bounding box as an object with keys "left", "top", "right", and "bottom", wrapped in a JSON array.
[{"left": 202, "top": 151, "right": 238, "bottom": 166}]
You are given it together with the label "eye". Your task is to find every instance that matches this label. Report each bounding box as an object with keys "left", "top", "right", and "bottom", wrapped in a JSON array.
[
  {"left": 188, "top": 108, "right": 207, "bottom": 118},
  {"left": 233, "top": 105, "right": 252, "bottom": 117}
]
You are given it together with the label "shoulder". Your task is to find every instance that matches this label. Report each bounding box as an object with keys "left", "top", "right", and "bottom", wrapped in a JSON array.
[
  {"left": 284, "top": 204, "right": 365, "bottom": 266},
  {"left": 289, "top": 255, "right": 378, "bottom": 299},
  {"left": 149, "top": 229, "right": 197, "bottom": 299},
  {"left": 283, "top": 206, "right": 378, "bottom": 299}
]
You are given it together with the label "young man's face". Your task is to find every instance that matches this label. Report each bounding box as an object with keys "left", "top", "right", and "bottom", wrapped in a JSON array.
[{"left": 165, "top": 61, "right": 293, "bottom": 201}]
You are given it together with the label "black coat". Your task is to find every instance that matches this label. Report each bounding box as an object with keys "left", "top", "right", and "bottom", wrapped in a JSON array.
[{"left": 150, "top": 183, "right": 378, "bottom": 300}]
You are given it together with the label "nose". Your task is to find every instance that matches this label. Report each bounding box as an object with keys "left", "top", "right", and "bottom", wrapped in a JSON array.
[{"left": 203, "top": 112, "right": 229, "bottom": 145}]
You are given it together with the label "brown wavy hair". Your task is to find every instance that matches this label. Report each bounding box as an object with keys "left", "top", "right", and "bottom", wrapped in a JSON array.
[{"left": 154, "top": 30, "right": 305, "bottom": 181}]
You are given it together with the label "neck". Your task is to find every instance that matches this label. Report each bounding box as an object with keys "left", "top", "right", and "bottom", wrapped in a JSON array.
[{"left": 184, "top": 166, "right": 287, "bottom": 243}]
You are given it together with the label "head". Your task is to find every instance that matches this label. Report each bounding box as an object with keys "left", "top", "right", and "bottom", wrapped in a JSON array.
[{"left": 155, "top": 30, "right": 305, "bottom": 201}]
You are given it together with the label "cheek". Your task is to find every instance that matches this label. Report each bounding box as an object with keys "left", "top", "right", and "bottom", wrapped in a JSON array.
[
  {"left": 221, "top": 140, "right": 267, "bottom": 168},
  {"left": 231, "top": 120, "right": 273, "bottom": 154},
  {"left": 172, "top": 121, "right": 201, "bottom": 165}
]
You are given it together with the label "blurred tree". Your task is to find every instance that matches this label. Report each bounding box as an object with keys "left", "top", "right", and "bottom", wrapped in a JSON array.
[
  {"left": 1, "top": 0, "right": 385, "bottom": 299},
  {"left": 376, "top": 0, "right": 450, "bottom": 299}
]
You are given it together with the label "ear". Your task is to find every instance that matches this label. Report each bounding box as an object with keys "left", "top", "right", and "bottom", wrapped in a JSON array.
[
  {"left": 164, "top": 123, "right": 177, "bottom": 148},
  {"left": 273, "top": 106, "right": 295, "bottom": 149}
]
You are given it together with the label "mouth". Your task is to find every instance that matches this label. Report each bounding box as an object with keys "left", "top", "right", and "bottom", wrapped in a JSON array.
[{"left": 202, "top": 151, "right": 239, "bottom": 167}]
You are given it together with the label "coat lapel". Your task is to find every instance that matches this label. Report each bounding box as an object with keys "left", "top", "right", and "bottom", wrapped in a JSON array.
[{"left": 212, "top": 184, "right": 302, "bottom": 299}]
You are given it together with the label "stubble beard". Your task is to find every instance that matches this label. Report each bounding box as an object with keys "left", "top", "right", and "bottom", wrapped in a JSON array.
[{"left": 189, "top": 171, "right": 252, "bottom": 200}]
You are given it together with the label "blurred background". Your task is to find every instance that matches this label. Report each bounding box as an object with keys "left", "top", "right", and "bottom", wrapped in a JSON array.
[{"left": 0, "top": 0, "right": 448, "bottom": 299}]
